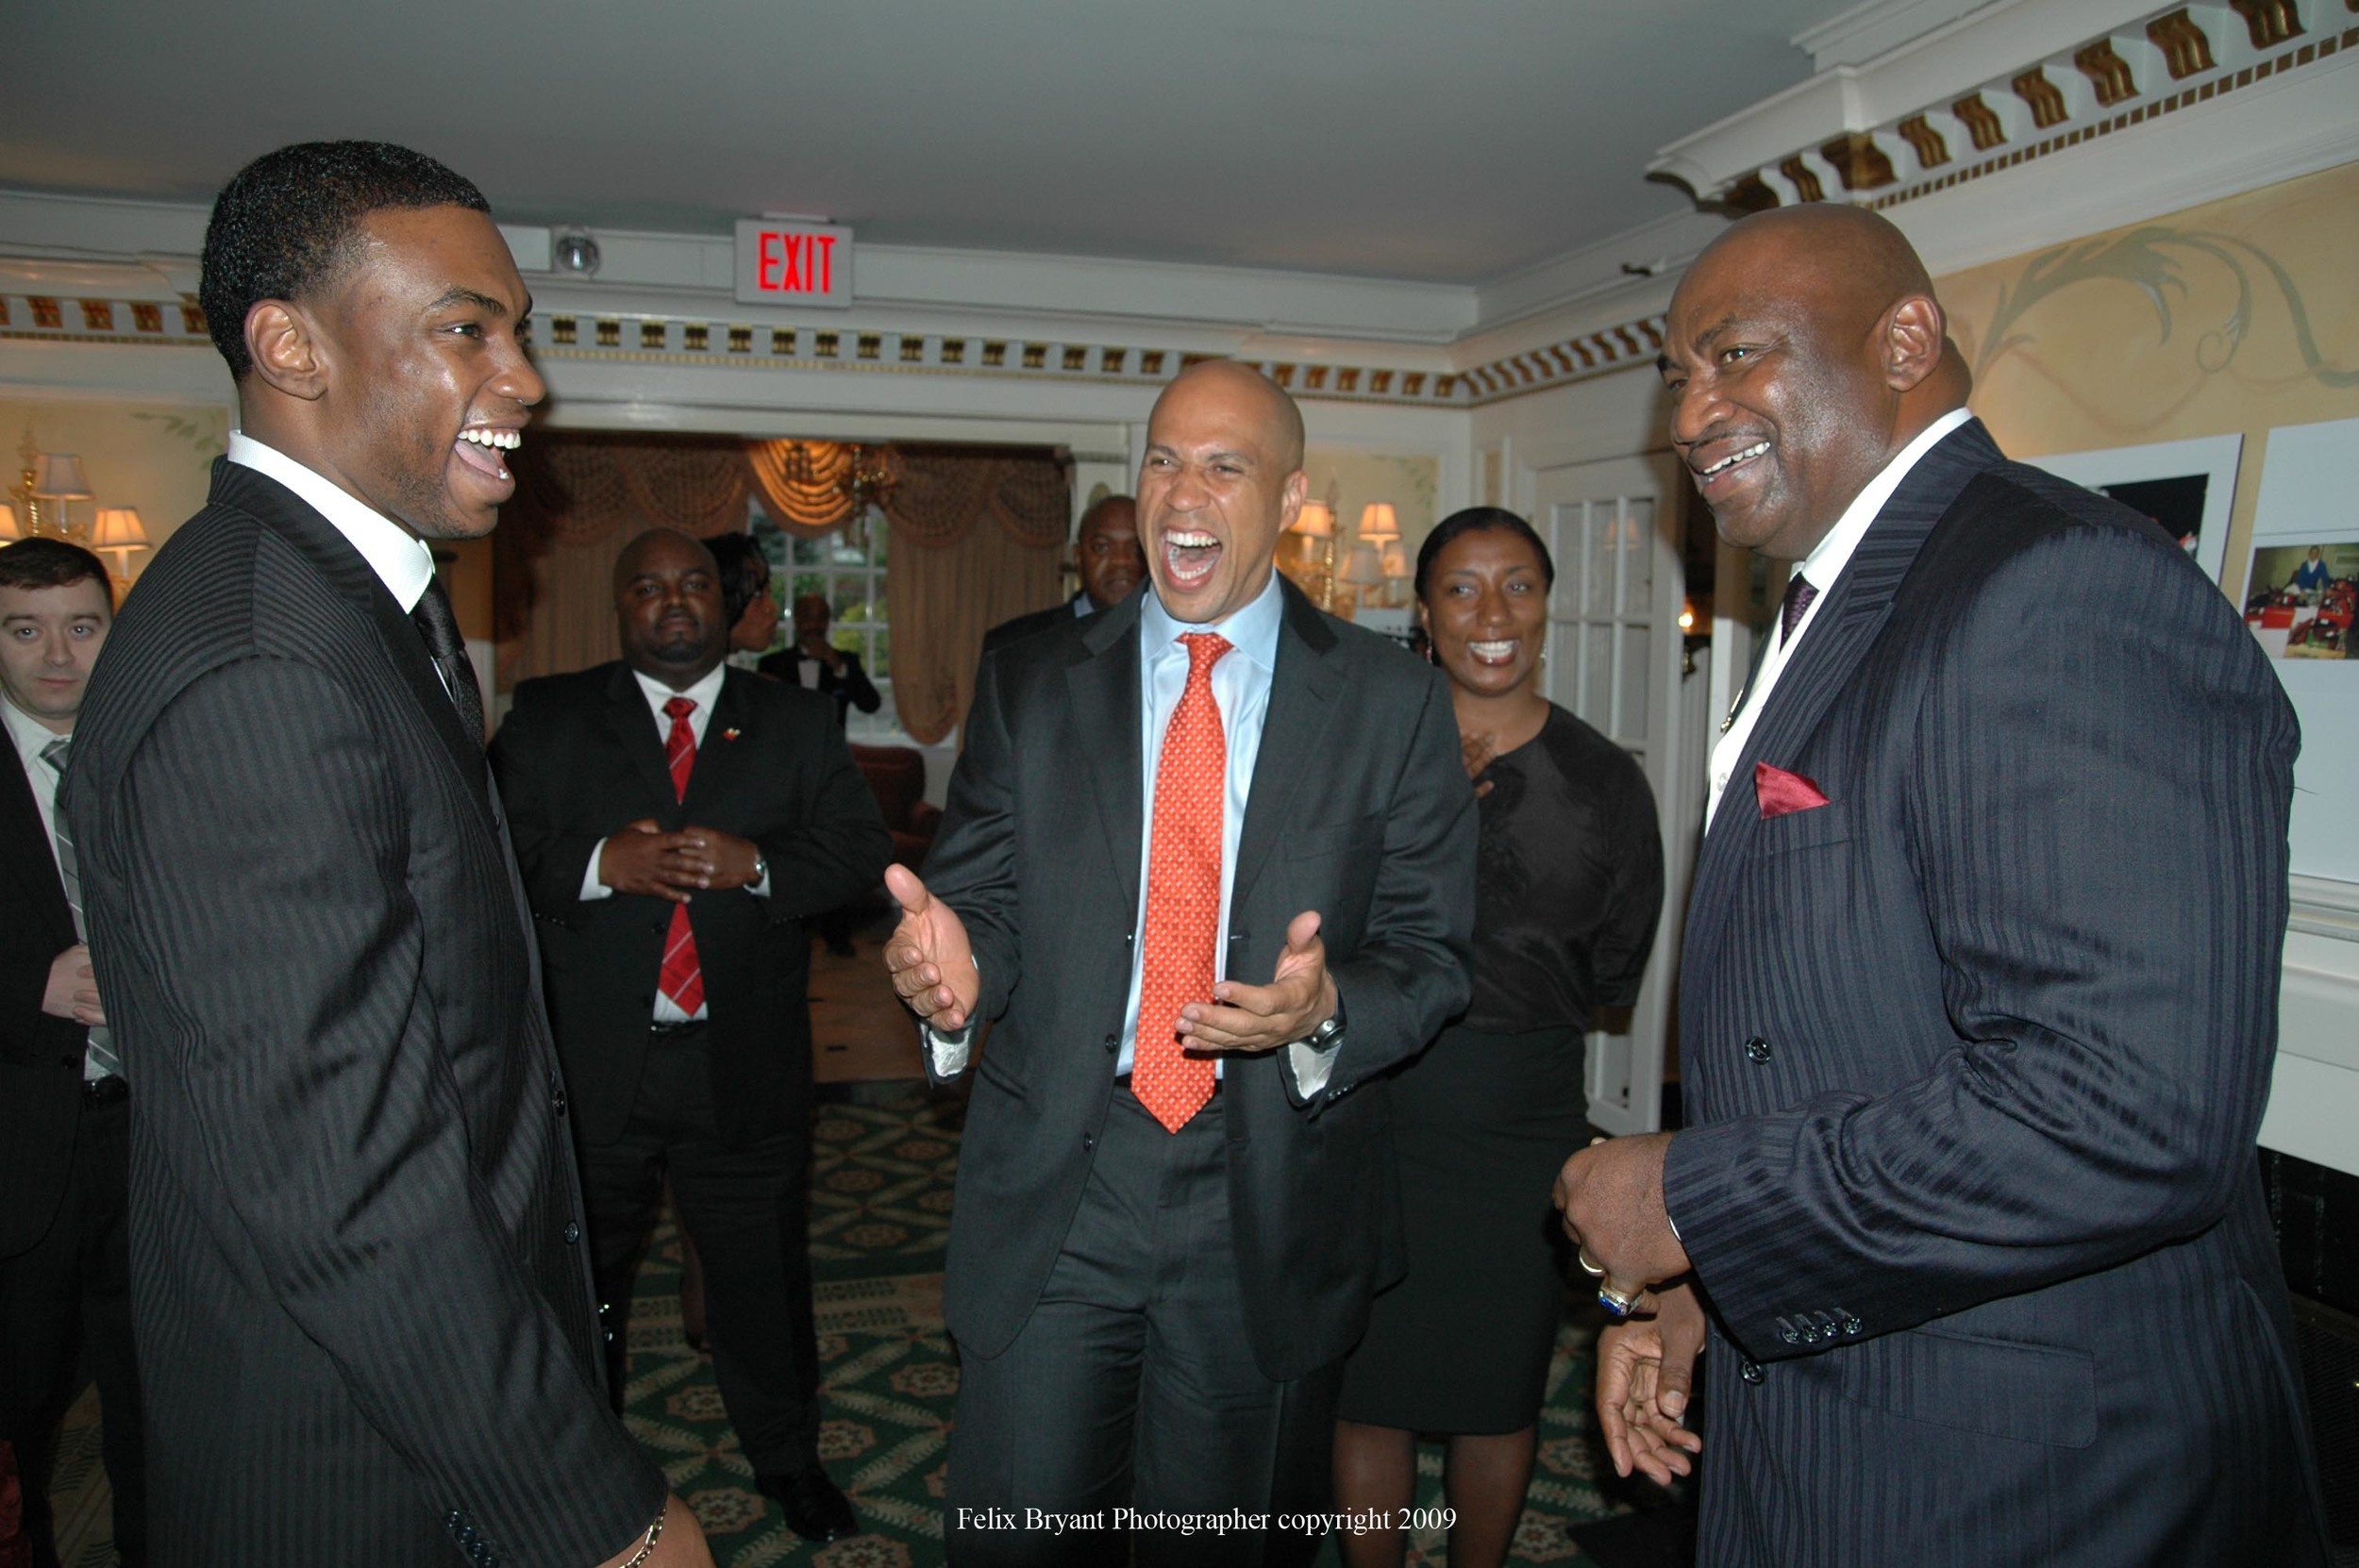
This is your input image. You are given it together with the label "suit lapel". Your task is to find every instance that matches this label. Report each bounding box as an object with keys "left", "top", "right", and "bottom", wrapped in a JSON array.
[
  {"left": 681, "top": 670, "right": 751, "bottom": 814},
  {"left": 1232, "top": 579, "right": 1342, "bottom": 912},
  {"left": 0, "top": 752, "right": 74, "bottom": 947},
  {"left": 1067, "top": 597, "right": 1145, "bottom": 916},
  {"left": 604, "top": 663, "right": 680, "bottom": 810},
  {"left": 1682, "top": 420, "right": 2005, "bottom": 976},
  {"left": 209, "top": 461, "right": 493, "bottom": 820}
]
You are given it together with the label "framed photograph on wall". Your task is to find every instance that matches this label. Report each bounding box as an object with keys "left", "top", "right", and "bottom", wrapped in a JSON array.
[{"left": 2036, "top": 432, "right": 2243, "bottom": 588}]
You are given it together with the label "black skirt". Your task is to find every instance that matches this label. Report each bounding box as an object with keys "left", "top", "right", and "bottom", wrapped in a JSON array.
[{"left": 1338, "top": 1023, "right": 1587, "bottom": 1433}]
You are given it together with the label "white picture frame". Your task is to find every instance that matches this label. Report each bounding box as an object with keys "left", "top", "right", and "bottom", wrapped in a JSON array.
[{"left": 2036, "top": 432, "right": 2244, "bottom": 588}]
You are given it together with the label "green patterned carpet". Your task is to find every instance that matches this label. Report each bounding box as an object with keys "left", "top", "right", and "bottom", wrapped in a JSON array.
[
  {"left": 617, "top": 1082, "right": 1657, "bottom": 1567},
  {"left": 52, "top": 1081, "right": 1675, "bottom": 1566}
]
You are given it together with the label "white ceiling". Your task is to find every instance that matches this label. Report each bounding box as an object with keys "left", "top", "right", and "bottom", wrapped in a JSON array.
[{"left": 13, "top": 0, "right": 1865, "bottom": 286}]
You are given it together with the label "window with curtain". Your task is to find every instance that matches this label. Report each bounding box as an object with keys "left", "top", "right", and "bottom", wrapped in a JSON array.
[{"left": 753, "top": 503, "right": 895, "bottom": 738}]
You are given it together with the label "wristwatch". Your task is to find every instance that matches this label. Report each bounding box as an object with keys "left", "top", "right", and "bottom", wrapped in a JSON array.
[
  {"left": 1302, "top": 990, "right": 1347, "bottom": 1051},
  {"left": 750, "top": 852, "right": 768, "bottom": 886}
]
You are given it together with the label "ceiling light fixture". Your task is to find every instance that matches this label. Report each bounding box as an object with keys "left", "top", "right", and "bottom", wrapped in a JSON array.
[{"left": 554, "top": 230, "right": 601, "bottom": 276}]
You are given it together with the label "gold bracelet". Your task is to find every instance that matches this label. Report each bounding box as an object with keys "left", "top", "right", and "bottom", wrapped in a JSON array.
[{"left": 618, "top": 1507, "right": 665, "bottom": 1568}]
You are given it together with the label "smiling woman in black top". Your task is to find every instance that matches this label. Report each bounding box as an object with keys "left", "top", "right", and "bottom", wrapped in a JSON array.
[{"left": 1334, "top": 508, "right": 1664, "bottom": 1568}]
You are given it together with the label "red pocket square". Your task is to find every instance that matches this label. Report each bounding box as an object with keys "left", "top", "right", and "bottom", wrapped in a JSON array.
[{"left": 1755, "top": 761, "right": 1830, "bottom": 820}]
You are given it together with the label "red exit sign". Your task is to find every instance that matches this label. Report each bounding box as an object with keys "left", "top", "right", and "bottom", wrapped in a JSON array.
[{"left": 733, "top": 220, "right": 854, "bottom": 309}]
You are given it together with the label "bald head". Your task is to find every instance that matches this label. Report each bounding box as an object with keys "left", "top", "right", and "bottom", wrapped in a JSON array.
[
  {"left": 1138, "top": 359, "right": 1310, "bottom": 626},
  {"left": 1075, "top": 493, "right": 1146, "bottom": 609},
  {"left": 1155, "top": 360, "right": 1305, "bottom": 475},
  {"left": 613, "top": 527, "right": 728, "bottom": 687},
  {"left": 1660, "top": 204, "right": 1966, "bottom": 559}
]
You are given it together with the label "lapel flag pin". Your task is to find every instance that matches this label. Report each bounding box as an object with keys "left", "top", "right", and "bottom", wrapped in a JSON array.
[{"left": 723, "top": 726, "right": 743, "bottom": 742}]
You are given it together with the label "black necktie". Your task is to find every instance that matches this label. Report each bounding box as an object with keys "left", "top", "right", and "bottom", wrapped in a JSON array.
[
  {"left": 411, "top": 576, "right": 485, "bottom": 743},
  {"left": 1780, "top": 573, "right": 1820, "bottom": 646}
]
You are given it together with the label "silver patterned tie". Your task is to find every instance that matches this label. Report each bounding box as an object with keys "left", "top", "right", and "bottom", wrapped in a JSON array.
[{"left": 42, "top": 736, "right": 121, "bottom": 1080}]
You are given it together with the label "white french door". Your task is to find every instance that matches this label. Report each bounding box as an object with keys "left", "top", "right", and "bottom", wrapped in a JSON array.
[{"left": 1531, "top": 452, "right": 1697, "bottom": 1135}]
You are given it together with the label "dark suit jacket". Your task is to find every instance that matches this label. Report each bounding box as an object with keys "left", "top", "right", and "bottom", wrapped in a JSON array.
[
  {"left": 756, "top": 644, "right": 880, "bottom": 726},
  {"left": 981, "top": 592, "right": 1088, "bottom": 654},
  {"left": 1662, "top": 421, "right": 2328, "bottom": 1566},
  {"left": 0, "top": 743, "right": 83, "bottom": 1260},
  {"left": 490, "top": 663, "right": 890, "bottom": 1147},
  {"left": 925, "top": 575, "right": 1476, "bottom": 1379},
  {"left": 60, "top": 461, "right": 661, "bottom": 1568}
]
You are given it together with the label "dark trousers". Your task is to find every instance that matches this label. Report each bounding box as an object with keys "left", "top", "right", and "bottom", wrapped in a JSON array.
[
  {"left": 945, "top": 1093, "right": 1340, "bottom": 1568},
  {"left": 578, "top": 1024, "right": 822, "bottom": 1476},
  {"left": 0, "top": 1092, "right": 144, "bottom": 1568}
]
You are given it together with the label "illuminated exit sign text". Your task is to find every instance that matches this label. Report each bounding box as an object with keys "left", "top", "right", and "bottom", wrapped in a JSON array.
[{"left": 733, "top": 220, "right": 854, "bottom": 309}]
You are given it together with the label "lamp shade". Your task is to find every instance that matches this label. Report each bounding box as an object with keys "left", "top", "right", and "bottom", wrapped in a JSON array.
[
  {"left": 1338, "top": 542, "right": 1386, "bottom": 587},
  {"left": 1357, "top": 503, "right": 1399, "bottom": 542},
  {"left": 30, "top": 454, "right": 93, "bottom": 500},
  {"left": 0, "top": 506, "right": 21, "bottom": 542},
  {"left": 92, "top": 507, "right": 148, "bottom": 547},
  {"left": 1379, "top": 541, "right": 1409, "bottom": 579},
  {"left": 1290, "top": 499, "right": 1335, "bottom": 538}
]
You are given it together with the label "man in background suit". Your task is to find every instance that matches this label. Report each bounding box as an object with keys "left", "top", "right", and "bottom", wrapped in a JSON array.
[
  {"left": 886, "top": 361, "right": 1476, "bottom": 1565},
  {"left": 60, "top": 141, "right": 710, "bottom": 1568},
  {"left": 981, "top": 492, "right": 1146, "bottom": 652},
  {"left": 0, "top": 539, "right": 142, "bottom": 1568},
  {"left": 1554, "top": 205, "right": 2328, "bottom": 1564},
  {"left": 492, "top": 528, "right": 890, "bottom": 1543},
  {"left": 759, "top": 592, "right": 880, "bottom": 726}
]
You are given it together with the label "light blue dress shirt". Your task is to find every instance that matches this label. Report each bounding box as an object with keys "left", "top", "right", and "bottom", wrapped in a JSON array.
[{"left": 1113, "top": 569, "right": 1284, "bottom": 1075}]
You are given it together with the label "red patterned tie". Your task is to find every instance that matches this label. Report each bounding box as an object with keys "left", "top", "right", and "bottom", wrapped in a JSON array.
[
  {"left": 656, "top": 695, "right": 704, "bottom": 1017},
  {"left": 1132, "top": 632, "right": 1231, "bottom": 1133}
]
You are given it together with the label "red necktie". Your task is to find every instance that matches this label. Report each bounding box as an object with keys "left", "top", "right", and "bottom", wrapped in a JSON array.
[
  {"left": 1132, "top": 633, "right": 1231, "bottom": 1133},
  {"left": 656, "top": 695, "right": 704, "bottom": 1017}
]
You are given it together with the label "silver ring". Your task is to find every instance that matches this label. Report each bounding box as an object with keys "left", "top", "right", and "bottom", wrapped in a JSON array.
[
  {"left": 1577, "top": 1246, "right": 1607, "bottom": 1278},
  {"left": 1598, "top": 1281, "right": 1642, "bottom": 1319}
]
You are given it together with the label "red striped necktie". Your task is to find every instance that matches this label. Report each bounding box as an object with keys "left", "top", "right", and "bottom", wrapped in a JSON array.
[{"left": 656, "top": 695, "right": 704, "bottom": 1016}]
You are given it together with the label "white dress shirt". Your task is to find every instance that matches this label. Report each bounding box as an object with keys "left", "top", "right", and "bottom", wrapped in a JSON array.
[
  {"left": 577, "top": 662, "right": 770, "bottom": 1023},
  {"left": 929, "top": 569, "right": 1339, "bottom": 1094},
  {"left": 1705, "top": 409, "right": 1972, "bottom": 830},
  {"left": 229, "top": 433, "right": 437, "bottom": 613},
  {"left": 7, "top": 694, "right": 110, "bottom": 1080}
]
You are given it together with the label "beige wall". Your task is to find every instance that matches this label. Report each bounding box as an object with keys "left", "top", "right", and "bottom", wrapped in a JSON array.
[
  {"left": 0, "top": 396, "right": 228, "bottom": 583},
  {"left": 1939, "top": 157, "right": 2359, "bottom": 603}
]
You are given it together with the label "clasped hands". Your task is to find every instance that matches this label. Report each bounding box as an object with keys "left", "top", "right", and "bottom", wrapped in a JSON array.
[
  {"left": 43, "top": 942, "right": 106, "bottom": 1027},
  {"left": 597, "top": 819, "right": 762, "bottom": 903},
  {"left": 881, "top": 864, "right": 1334, "bottom": 1050},
  {"left": 1552, "top": 1132, "right": 1706, "bottom": 1486}
]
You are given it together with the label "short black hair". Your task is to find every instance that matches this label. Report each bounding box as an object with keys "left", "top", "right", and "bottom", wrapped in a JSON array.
[
  {"left": 1414, "top": 507, "right": 1555, "bottom": 602},
  {"left": 0, "top": 538, "right": 114, "bottom": 609},
  {"left": 706, "top": 532, "right": 773, "bottom": 629},
  {"left": 200, "top": 141, "right": 491, "bottom": 380}
]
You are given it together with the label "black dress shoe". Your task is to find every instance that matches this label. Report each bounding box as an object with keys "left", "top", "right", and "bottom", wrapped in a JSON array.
[{"left": 758, "top": 1467, "right": 860, "bottom": 1543}]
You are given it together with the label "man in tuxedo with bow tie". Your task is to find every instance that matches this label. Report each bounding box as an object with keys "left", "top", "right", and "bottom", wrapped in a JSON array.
[
  {"left": 1552, "top": 205, "right": 2327, "bottom": 1565},
  {"left": 492, "top": 526, "right": 890, "bottom": 1543},
  {"left": 59, "top": 141, "right": 714, "bottom": 1567}
]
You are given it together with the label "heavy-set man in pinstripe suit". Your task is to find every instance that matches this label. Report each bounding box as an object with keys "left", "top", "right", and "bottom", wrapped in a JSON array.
[
  {"left": 1554, "top": 206, "right": 2330, "bottom": 1564},
  {"left": 62, "top": 143, "right": 711, "bottom": 1568}
]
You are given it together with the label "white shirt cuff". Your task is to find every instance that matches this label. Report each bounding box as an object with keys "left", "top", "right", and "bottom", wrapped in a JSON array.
[
  {"left": 924, "top": 1021, "right": 975, "bottom": 1077},
  {"left": 580, "top": 839, "right": 612, "bottom": 900},
  {"left": 1285, "top": 1037, "right": 1341, "bottom": 1098}
]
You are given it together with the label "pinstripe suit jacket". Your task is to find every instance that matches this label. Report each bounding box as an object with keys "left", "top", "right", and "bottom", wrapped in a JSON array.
[
  {"left": 1662, "top": 421, "right": 2329, "bottom": 1567},
  {"left": 60, "top": 461, "right": 662, "bottom": 1568}
]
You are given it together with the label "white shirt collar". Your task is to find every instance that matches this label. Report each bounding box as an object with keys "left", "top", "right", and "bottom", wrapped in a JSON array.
[
  {"left": 227, "top": 432, "right": 438, "bottom": 613},
  {"left": 1789, "top": 407, "right": 1974, "bottom": 625},
  {"left": 631, "top": 660, "right": 728, "bottom": 719},
  {"left": 2, "top": 691, "right": 63, "bottom": 769},
  {"left": 1139, "top": 566, "right": 1285, "bottom": 673}
]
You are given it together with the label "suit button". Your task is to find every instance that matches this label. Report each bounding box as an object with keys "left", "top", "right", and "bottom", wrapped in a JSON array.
[
  {"left": 1745, "top": 1036, "right": 1773, "bottom": 1063},
  {"left": 1739, "top": 1359, "right": 1765, "bottom": 1384},
  {"left": 1777, "top": 1318, "right": 1799, "bottom": 1345},
  {"left": 562, "top": 1221, "right": 580, "bottom": 1244},
  {"left": 1082, "top": 1133, "right": 1096, "bottom": 1152},
  {"left": 1103, "top": 1032, "right": 1119, "bottom": 1053},
  {"left": 551, "top": 1086, "right": 568, "bottom": 1117},
  {"left": 652, "top": 920, "right": 666, "bottom": 934},
  {"left": 1843, "top": 1314, "right": 1863, "bottom": 1337}
]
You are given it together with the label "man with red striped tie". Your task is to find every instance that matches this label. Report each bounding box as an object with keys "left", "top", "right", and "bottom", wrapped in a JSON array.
[
  {"left": 886, "top": 361, "right": 1477, "bottom": 1566},
  {"left": 493, "top": 527, "right": 890, "bottom": 1545}
]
